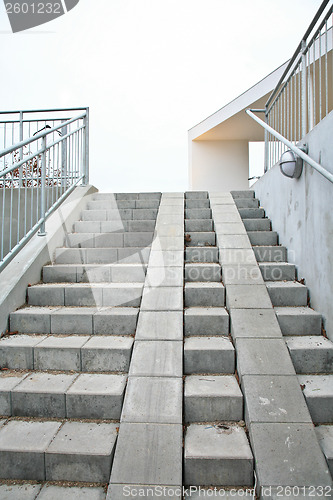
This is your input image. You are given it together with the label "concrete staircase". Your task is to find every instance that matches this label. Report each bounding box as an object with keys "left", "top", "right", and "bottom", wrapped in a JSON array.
[{"left": 0, "top": 190, "right": 332, "bottom": 498}]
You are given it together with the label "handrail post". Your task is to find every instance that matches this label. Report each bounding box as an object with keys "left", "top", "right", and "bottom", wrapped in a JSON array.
[
  {"left": 38, "top": 135, "right": 47, "bottom": 236},
  {"left": 19, "top": 111, "right": 23, "bottom": 187},
  {"left": 264, "top": 109, "right": 269, "bottom": 172},
  {"left": 83, "top": 107, "right": 89, "bottom": 186},
  {"left": 301, "top": 39, "right": 307, "bottom": 138}
]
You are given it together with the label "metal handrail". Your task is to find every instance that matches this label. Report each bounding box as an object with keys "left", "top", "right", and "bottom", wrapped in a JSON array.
[{"left": 246, "top": 109, "right": 333, "bottom": 184}]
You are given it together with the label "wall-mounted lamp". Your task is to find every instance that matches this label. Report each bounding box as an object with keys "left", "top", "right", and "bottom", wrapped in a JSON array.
[{"left": 279, "top": 145, "right": 307, "bottom": 179}]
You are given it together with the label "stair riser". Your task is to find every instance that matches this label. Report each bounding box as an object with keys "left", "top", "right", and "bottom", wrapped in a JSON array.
[
  {"left": 234, "top": 199, "right": 259, "bottom": 209},
  {"left": 184, "top": 313, "right": 229, "bottom": 336},
  {"left": 185, "top": 288, "right": 225, "bottom": 307},
  {"left": 243, "top": 219, "right": 271, "bottom": 231},
  {"left": 267, "top": 287, "right": 307, "bottom": 306},
  {"left": 81, "top": 209, "right": 158, "bottom": 221},
  {"left": 260, "top": 264, "right": 296, "bottom": 281},
  {"left": 185, "top": 209, "right": 212, "bottom": 219},
  {"left": 239, "top": 208, "right": 265, "bottom": 219},
  {"left": 185, "top": 247, "right": 219, "bottom": 263},
  {"left": 28, "top": 288, "right": 142, "bottom": 307},
  {"left": 66, "top": 233, "right": 154, "bottom": 248},
  {"left": 43, "top": 266, "right": 146, "bottom": 283},
  {"left": 253, "top": 246, "right": 287, "bottom": 262},
  {"left": 184, "top": 396, "right": 243, "bottom": 422},
  {"left": 54, "top": 248, "right": 150, "bottom": 265},
  {"left": 185, "top": 220, "right": 213, "bottom": 232},
  {"left": 248, "top": 232, "right": 278, "bottom": 246},
  {"left": 185, "top": 232, "right": 216, "bottom": 247},
  {"left": 287, "top": 348, "right": 333, "bottom": 374},
  {"left": 74, "top": 220, "right": 156, "bottom": 233},
  {"left": 185, "top": 265, "right": 221, "bottom": 283}
]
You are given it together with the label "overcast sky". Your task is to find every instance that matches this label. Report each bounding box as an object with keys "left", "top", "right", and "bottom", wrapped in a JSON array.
[{"left": 0, "top": 0, "right": 323, "bottom": 192}]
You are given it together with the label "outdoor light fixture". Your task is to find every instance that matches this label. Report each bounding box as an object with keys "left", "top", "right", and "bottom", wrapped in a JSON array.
[{"left": 279, "top": 148, "right": 304, "bottom": 179}]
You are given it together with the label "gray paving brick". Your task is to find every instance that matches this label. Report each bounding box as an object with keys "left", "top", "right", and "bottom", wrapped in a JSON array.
[
  {"left": 34, "top": 335, "right": 89, "bottom": 371},
  {"left": 259, "top": 263, "right": 296, "bottom": 281},
  {"left": 132, "top": 209, "right": 158, "bottom": 220},
  {"left": 43, "top": 265, "right": 77, "bottom": 283},
  {"left": 51, "top": 307, "right": 95, "bottom": 334},
  {"left": 135, "top": 311, "right": 183, "bottom": 340},
  {"left": 230, "top": 309, "right": 282, "bottom": 339},
  {"left": 231, "top": 190, "right": 254, "bottom": 199},
  {"left": 239, "top": 208, "right": 265, "bottom": 219},
  {"left": 184, "top": 375, "right": 243, "bottom": 422},
  {"left": 55, "top": 248, "right": 88, "bottom": 264},
  {"left": 94, "top": 307, "right": 139, "bottom": 335},
  {"left": 0, "top": 334, "right": 46, "bottom": 370},
  {"left": 185, "top": 247, "right": 219, "bottom": 263},
  {"left": 184, "top": 424, "right": 253, "bottom": 486},
  {"left": 94, "top": 233, "right": 124, "bottom": 248},
  {"left": 124, "top": 232, "right": 154, "bottom": 247},
  {"left": 0, "top": 372, "right": 29, "bottom": 415},
  {"left": 298, "top": 375, "right": 333, "bottom": 423},
  {"left": 81, "top": 209, "right": 107, "bottom": 221},
  {"left": 285, "top": 335, "right": 333, "bottom": 373},
  {"left": 12, "top": 372, "right": 77, "bottom": 418},
  {"left": 219, "top": 248, "right": 257, "bottom": 265},
  {"left": 185, "top": 263, "right": 221, "bottom": 282},
  {"left": 148, "top": 250, "right": 184, "bottom": 267},
  {"left": 185, "top": 208, "right": 212, "bottom": 219},
  {"left": 242, "top": 375, "right": 311, "bottom": 425},
  {"left": 243, "top": 218, "right": 271, "bottom": 231},
  {"left": 151, "top": 236, "right": 184, "bottom": 251},
  {"left": 185, "top": 219, "right": 213, "bottom": 232},
  {"left": 81, "top": 335, "right": 133, "bottom": 372},
  {"left": 66, "top": 233, "right": 95, "bottom": 248},
  {"left": 186, "top": 232, "right": 216, "bottom": 247},
  {"left": 155, "top": 224, "right": 183, "bottom": 238},
  {"left": 213, "top": 212, "right": 242, "bottom": 223},
  {"left": 253, "top": 246, "right": 287, "bottom": 263},
  {"left": 76, "top": 264, "right": 111, "bottom": 283},
  {"left": 121, "top": 377, "right": 182, "bottom": 423},
  {"left": 185, "top": 199, "right": 210, "bottom": 209},
  {"left": 99, "top": 221, "right": 129, "bottom": 232},
  {"left": 141, "top": 287, "right": 183, "bottom": 311},
  {"left": 184, "top": 336, "right": 235, "bottom": 374},
  {"left": 85, "top": 248, "right": 118, "bottom": 264},
  {"left": 248, "top": 231, "right": 278, "bottom": 246},
  {"left": 102, "top": 284, "right": 143, "bottom": 307},
  {"left": 316, "top": 425, "right": 333, "bottom": 476},
  {"left": 64, "top": 285, "right": 103, "bottom": 307},
  {"left": 275, "top": 307, "right": 322, "bottom": 336},
  {"left": 66, "top": 373, "right": 127, "bottom": 419},
  {"left": 234, "top": 198, "right": 259, "bottom": 209},
  {"left": 110, "top": 423, "right": 182, "bottom": 485},
  {"left": 214, "top": 222, "right": 247, "bottom": 234},
  {"left": 11, "top": 307, "right": 55, "bottom": 334},
  {"left": 45, "top": 421, "right": 117, "bottom": 482},
  {"left": 117, "top": 247, "right": 150, "bottom": 264},
  {"left": 0, "top": 483, "right": 42, "bottom": 500},
  {"left": 37, "top": 485, "right": 106, "bottom": 500},
  {"left": 184, "top": 307, "right": 229, "bottom": 336},
  {"left": 129, "top": 341, "right": 183, "bottom": 377},
  {"left": 222, "top": 264, "right": 264, "bottom": 285},
  {"left": 216, "top": 234, "right": 252, "bottom": 249},
  {"left": 185, "top": 282, "right": 225, "bottom": 307},
  {"left": 185, "top": 191, "right": 208, "bottom": 199},
  {"left": 226, "top": 285, "right": 272, "bottom": 309},
  {"left": 266, "top": 281, "right": 307, "bottom": 306},
  {"left": 145, "top": 266, "right": 183, "bottom": 287},
  {"left": 0, "top": 420, "right": 61, "bottom": 480}
]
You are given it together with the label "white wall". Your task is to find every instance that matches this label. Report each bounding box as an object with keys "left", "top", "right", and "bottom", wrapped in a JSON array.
[
  {"left": 189, "top": 140, "right": 249, "bottom": 191},
  {"left": 254, "top": 111, "right": 333, "bottom": 340}
]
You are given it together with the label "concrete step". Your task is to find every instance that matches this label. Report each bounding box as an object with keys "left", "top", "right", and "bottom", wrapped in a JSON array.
[
  {"left": 275, "top": 307, "right": 322, "bottom": 336},
  {"left": 315, "top": 425, "right": 333, "bottom": 475},
  {"left": 234, "top": 198, "right": 259, "bottom": 209},
  {"left": 74, "top": 219, "right": 156, "bottom": 233},
  {"left": 185, "top": 282, "right": 225, "bottom": 307},
  {"left": 231, "top": 190, "right": 254, "bottom": 199},
  {"left": 239, "top": 208, "right": 265, "bottom": 219},
  {"left": 185, "top": 208, "right": 212, "bottom": 219},
  {"left": 88, "top": 199, "right": 160, "bottom": 210},
  {"left": 184, "top": 423, "right": 253, "bottom": 486},
  {"left": 43, "top": 263, "right": 146, "bottom": 283},
  {"left": 184, "top": 307, "right": 229, "bottom": 336},
  {"left": 285, "top": 336, "right": 333, "bottom": 374},
  {"left": 298, "top": 375, "right": 333, "bottom": 424},
  {"left": 185, "top": 199, "right": 210, "bottom": 209},
  {"left": 94, "top": 192, "right": 161, "bottom": 200},
  {"left": 185, "top": 246, "right": 219, "bottom": 263},
  {"left": 0, "top": 419, "right": 117, "bottom": 482},
  {"left": 184, "top": 375, "right": 243, "bottom": 422},
  {"left": 243, "top": 218, "right": 271, "bottom": 231},
  {"left": 66, "top": 232, "right": 154, "bottom": 248},
  {"left": 185, "top": 263, "right": 221, "bottom": 283},
  {"left": 0, "top": 484, "right": 107, "bottom": 498},
  {"left": 259, "top": 262, "right": 296, "bottom": 281},
  {"left": 28, "top": 283, "right": 143, "bottom": 307},
  {"left": 185, "top": 219, "right": 213, "bottom": 232},
  {"left": 0, "top": 371, "right": 127, "bottom": 419},
  {"left": 55, "top": 247, "right": 150, "bottom": 265},
  {"left": 0, "top": 333, "right": 133, "bottom": 372},
  {"left": 10, "top": 306, "right": 139, "bottom": 335},
  {"left": 253, "top": 245, "right": 287, "bottom": 262},
  {"left": 185, "top": 191, "right": 208, "bottom": 199},
  {"left": 184, "top": 336, "right": 235, "bottom": 374},
  {"left": 248, "top": 231, "right": 278, "bottom": 246},
  {"left": 81, "top": 208, "right": 158, "bottom": 221},
  {"left": 266, "top": 281, "right": 308, "bottom": 306},
  {"left": 185, "top": 232, "right": 216, "bottom": 247}
]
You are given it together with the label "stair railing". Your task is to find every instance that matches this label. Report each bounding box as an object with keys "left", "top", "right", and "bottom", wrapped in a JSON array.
[
  {"left": 0, "top": 107, "right": 89, "bottom": 272},
  {"left": 247, "top": 0, "right": 332, "bottom": 173}
]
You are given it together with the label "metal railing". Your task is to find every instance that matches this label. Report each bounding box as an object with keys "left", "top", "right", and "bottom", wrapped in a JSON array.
[
  {"left": 250, "top": 1, "right": 332, "bottom": 172},
  {"left": 0, "top": 107, "right": 89, "bottom": 271}
]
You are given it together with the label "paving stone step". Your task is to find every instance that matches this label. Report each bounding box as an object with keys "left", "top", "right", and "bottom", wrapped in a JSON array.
[
  {"left": 234, "top": 198, "right": 259, "bottom": 209},
  {"left": 184, "top": 375, "right": 243, "bottom": 422},
  {"left": 0, "top": 333, "right": 133, "bottom": 372},
  {"left": 184, "top": 307, "right": 229, "bottom": 336},
  {"left": 43, "top": 264, "right": 146, "bottom": 283},
  {"left": 315, "top": 425, "right": 333, "bottom": 475},
  {"left": 74, "top": 219, "right": 156, "bottom": 233},
  {"left": 253, "top": 245, "right": 287, "bottom": 262},
  {"left": 185, "top": 191, "right": 208, "bottom": 199},
  {"left": 298, "top": 375, "right": 333, "bottom": 424},
  {"left": 231, "top": 190, "right": 255, "bottom": 199},
  {"left": 243, "top": 218, "right": 271, "bottom": 231},
  {"left": 248, "top": 231, "right": 278, "bottom": 246},
  {"left": 81, "top": 208, "right": 158, "bottom": 221},
  {"left": 185, "top": 263, "right": 221, "bottom": 283},
  {"left": 285, "top": 335, "right": 333, "bottom": 374},
  {"left": 185, "top": 199, "right": 210, "bottom": 209},
  {"left": 185, "top": 208, "right": 212, "bottom": 219},
  {"left": 185, "top": 219, "right": 213, "bottom": 232},
  {"left": 10, "top": 306, "right": 139, "bottom": 335},
  {"left": 185, "top": 282, "right": 225, "bottom": 307},
  {"left": 0, "top": 371, "right": 127, "bottom": 419},
  {"left": 239, "top": 208, "right": 265, "bottom": 219},
  {"left": 275, "top": 307, "right": 322, "bottom": 336},
  {"left": 185, "top": 246, "right": 219, "bottom": 263},
  {"left": 88, "top": 199, "right": 160, "bottom": 210},
  {"left": 266, "top": 281, "right": 308, "bottom": 306},
  {"left": 184, "top": 336, "right": 235, "bottom": 374},
  {"left": 0, "top": 419, "right": 118, "bottom": 482},
  {"left": 28, "top": 283, "right": 143, "bottom": 307},
  {"left": 66, "top": 232, "right": 154, "bottom": 248},
  {"left": 94, "top": 192, "right": 161, "bottom": 200},
  {"left": 185, "top": 232, "right": 216, "bottom": 247},
  {"left": 259, "top": 262, "right": 296, "bottom": 281},
  {"left": 184, "top": 423, "right": 253, "bottom": 486},
  {"left": 55, "top": 247, "right": 150, "bottom": 265}
]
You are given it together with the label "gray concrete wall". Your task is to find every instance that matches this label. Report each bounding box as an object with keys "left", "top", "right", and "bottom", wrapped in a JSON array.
[
  {"left": 253, "top": 111, "right": 333, "bottom": 340},
  {"left": 0, "top": 184, "right": 98, "bottom": 336}
]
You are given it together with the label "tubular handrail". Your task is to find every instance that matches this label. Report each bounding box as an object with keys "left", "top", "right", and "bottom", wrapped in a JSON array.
[{"left": 246, "top": 109, "right": 333, "bottom": 184}]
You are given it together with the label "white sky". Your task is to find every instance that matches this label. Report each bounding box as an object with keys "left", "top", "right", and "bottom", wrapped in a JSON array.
[{"left": 0, "top": 0, "right": 323, "bottom": 192}]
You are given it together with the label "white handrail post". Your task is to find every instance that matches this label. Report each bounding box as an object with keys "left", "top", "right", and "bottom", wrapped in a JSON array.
[
  {"left": 301, "top": 39, "right": 308, "bottom": 138},
  {"left": 264, "top": 110, "right": 269, "bottom": 172},
  {"left": 83, "top": 107, "right": 89, "bottom": 185},
  {"left": 38, "top": 135, "right": 47, "bottom": 236}
]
